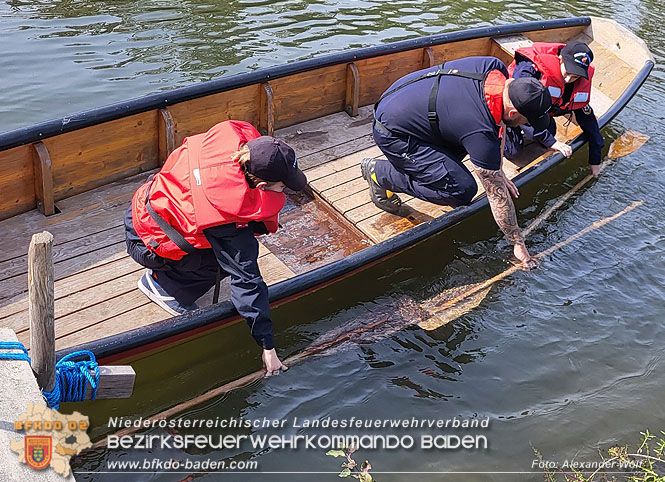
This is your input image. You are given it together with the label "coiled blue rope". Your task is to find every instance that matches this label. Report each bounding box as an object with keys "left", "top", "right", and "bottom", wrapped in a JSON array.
[
  {"left": 43, "top": 351, "right": 100, "bottom": 409},
  {"left": 0, "top": 342, "right": 99, "bottom": 410}
]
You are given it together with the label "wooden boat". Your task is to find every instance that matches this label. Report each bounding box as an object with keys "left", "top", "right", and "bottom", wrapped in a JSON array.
[{"left": 0, "top": 16, "right": 653, "bottom": 365}]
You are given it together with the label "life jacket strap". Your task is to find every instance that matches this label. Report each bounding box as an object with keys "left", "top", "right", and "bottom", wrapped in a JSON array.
[{"left": 144, "top": 176, "right": 198, "bottom": 255}]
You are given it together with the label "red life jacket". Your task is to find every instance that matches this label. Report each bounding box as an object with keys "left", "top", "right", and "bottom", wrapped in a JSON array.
[
  {"left": 508, "top": 42, "right": 594, "bottom": 112},
  {"left": 132, "top": 120, "right": 285, "bottom": 260},
  {"left": 483, "top": 69, "right": 506, "bottom": 126}
]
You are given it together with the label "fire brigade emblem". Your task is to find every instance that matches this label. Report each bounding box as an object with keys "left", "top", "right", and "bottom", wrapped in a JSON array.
[{"left": 25, "top": 436, "right": 52, "bottom": 470}]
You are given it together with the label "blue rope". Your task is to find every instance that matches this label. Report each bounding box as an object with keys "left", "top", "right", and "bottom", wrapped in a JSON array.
[
  {"left": 0, "top": 342, "right": 99, "bottom": 410},
  {"left": 43, "top": 351, "right": 100, "bottom": 409},
  {"left": 0, "top": 341, "right": 31, "bottom": 362}
]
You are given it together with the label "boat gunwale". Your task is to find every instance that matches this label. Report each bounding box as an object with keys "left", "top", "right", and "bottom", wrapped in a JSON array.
[
  {"left": 0, "top": 17, "right": 591, "bottom": 152},
  {"left": 57, "top": 58, "right": 655, "bottom": 364}
]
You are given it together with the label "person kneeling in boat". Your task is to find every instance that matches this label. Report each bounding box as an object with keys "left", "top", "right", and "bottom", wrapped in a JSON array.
[
  {"left": 363, "top": 56, "right": 552, "bottom": 268},
  {"left": 504, "top": 41, "right": 604, "bottom": 177},
  {"left": 124, "top": 120, "right": 307, "bottom": 376}
]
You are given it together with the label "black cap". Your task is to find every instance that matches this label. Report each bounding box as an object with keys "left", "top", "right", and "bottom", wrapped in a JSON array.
[
  {"left": 246, "top": 137, "right": 307, "bottom": 191},
  {"left": 560, "top": 42, "right": 594, "bottom": 79},
  {"left": 508, "top": 78, "right": 552, "bottom": 132}
]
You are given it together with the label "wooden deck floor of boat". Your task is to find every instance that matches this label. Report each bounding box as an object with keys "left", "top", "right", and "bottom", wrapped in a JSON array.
[{"left": 0, "top": 31, "right": 633, "bottom": 354}]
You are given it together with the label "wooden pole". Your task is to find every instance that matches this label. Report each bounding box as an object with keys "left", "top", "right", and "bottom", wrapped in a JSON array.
[{"left": 28, "top": 231, "right": 55, "bottom": 392}]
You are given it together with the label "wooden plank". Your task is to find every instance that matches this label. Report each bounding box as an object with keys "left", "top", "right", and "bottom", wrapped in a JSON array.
[
  {"left": 492, "top": 34, "right": 533, "bottom": 56},
  {"left": 32, "top": 142, "right": 55, "bottom": 216},
  {"left": 356, "top": 208, "right": 430, "bottom": 244},
  {"left": 310, "top": 163, "right": 363, "bottom": 192},
  {"left": 47, "top": 290, "right": 151, "bottom": 342},
  {"left": 276, "top": 105, "right": 375, "bottom": 168},
  {"left": 583, "top": 17, "right": 654, "bottom": 71},
  {"left": 1, "top": 253, "right": 142, "bottom": 323},
  {"left": 45, "top": 302, "right": 163, "bottom": 353},
  {"left": 43, "top": 111, "right": 159, "bottom": 201},
  {"left": 260, "top": 190, "right": 370, "bottom": 274},
  {"left": 0, "top": 242, "right": 127, "bottom": 306},
  {"left": 422, "top": 47, "right": 435, "bottom": 69},
  {"left": 429, "top": 37, "right": 493, "bottom": 65},
  {"left": 319, "top": 177, "right": 369, "bottom": 204},
  {"left": 158, "top": 108, "right": 176, "bottom": 164},
  {"left": 0, "top": 225, "right": 126, "bottom": 283},
  {"left": 259, "top": 82, "right": 275, "bottom": 136},
  {"left": 345, "top": 201, "right": 384, "bottom": 224},
  {"left": 168, "top": 85, "right": 260, "bottom": 146},
  {"left": 86, "top": 365, "right": 135, "bottom": 399},
  {"left": 345, "top": 63, "right": 360, "bottom": 117},
  {"left": 271, "top": 64, "right": 347, "bottom": 129},
  {"left": 258, "top": 252, "right": 295, "bottom": 285},
  {"left": 297, "top": 133, "right": 375, "bottom": 172},
  {"left": 524, "top": 25, "right": 586, "bottom": 44},
  {"left": 304, "top": 144, "right": 382, "bottom": 182},
  {"left": 0, "top": 144, "right": 36, "bottom": 221},
  {"left": 0, "top": 268, "right": 143, "bottom": 333},
  {"left": 257, "top": 242, "right": 270, "bottom": 258},
  {"left": 594, "top": 62, "right": 636, "bottom": 102},
  {"left": 333, "top": 191, "right": 378, "bottom": 214},
  {"left": 355, "top": 194, "right": 455, "bottom": 243},
  {"left": 333, "top": 188, "right": 414, "bottom": 219},
  {"left": 356, "top": 49, "right": 424, "bottom": 106},
  {"left": 0, "top": 170, "right": 149, "bottom": 264}
]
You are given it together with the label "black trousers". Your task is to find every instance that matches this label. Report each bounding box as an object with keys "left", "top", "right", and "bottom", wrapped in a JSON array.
[
  {"left": 372, "top": 124, "right": 478, "bottom": 207},
  {"left": 124, "top": 207, "right": 219, "bottom": 305},
  {"left": 124, "top": 206, "right": 275, "bottom": 349}
]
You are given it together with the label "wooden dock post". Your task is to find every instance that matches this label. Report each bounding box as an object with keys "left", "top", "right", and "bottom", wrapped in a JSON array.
[
  {"left": 26, "top": 231, "right": 137, "bottom": 400},
  {"left": 29, "top": 231, "right": 55, "bottom": 392}
]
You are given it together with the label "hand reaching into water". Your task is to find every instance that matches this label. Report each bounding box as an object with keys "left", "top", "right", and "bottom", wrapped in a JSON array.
[{"left": 263, "top": 348, "right": 288, "bottom": 377}]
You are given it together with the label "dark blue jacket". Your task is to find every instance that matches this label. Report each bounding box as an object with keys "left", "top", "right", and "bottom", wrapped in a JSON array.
[{"left": 375, "top": 56, "right": 508, "bottom": 176}]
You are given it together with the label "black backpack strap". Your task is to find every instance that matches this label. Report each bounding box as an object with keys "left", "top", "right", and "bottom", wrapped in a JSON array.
[
  {"left": 427, "top": 67, "right": 487, "bottom": 143},
  {"left": 144, "top": 179, "right": 198, "bottom": 255},
  {"left": 375, "top": 64, "right": 488, "bottom": 142}
]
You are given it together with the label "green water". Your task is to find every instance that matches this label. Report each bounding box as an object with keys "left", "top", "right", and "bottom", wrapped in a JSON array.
[{"left": 2, "top": 0, "right": 664, "bottom": 480}]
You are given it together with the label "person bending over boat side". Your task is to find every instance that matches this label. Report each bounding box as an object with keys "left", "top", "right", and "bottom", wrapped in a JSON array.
[
  {"left": 504, "top": 41, "right": 605, "bottom": 177},
  {"left": 363, "top": 56, "right": 552, "bottom": 268},
  {"left": 124, "top": 120, "right": 307, "bottom": 376}
]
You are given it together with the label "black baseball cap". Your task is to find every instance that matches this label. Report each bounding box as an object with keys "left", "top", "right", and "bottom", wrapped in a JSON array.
[
  {"left": 508, "top": 78, "right": 552, "bottom": 132},
  {"left": 246, "top": 137, "right": 307, "bottom": 191},
  {"left": 560, "top": 42, "right": 594, "bottom": 79}
]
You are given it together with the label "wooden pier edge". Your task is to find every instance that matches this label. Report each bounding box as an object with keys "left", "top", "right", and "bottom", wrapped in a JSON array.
[{"left": 0, "top": 327, "right": 76, "bottom": 481}]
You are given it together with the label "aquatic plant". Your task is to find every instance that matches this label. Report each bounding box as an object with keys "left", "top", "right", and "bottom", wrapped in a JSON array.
[{"left": 327, "top": 444, "right": 373, "bottom": 481}]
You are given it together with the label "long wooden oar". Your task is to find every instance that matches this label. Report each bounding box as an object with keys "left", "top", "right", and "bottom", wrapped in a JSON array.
[
  {"left": 418, "top": 200, "right": 642, "bottom": 329},
  {"left": 88, "top": 197, "right": 642, "bottom": 451},
  {"left": 417, "top": 130, "right": 649, "bottom": 330}
]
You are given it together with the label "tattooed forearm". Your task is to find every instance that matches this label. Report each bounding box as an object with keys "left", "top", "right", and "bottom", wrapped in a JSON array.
[{"left": 476, "top": 167, "right": 523, "bottom": 245}]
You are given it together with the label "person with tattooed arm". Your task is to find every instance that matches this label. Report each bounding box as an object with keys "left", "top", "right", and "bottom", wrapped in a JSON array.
[{"left": 361, "top": 56, "right": 552, "bottom": 268}]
